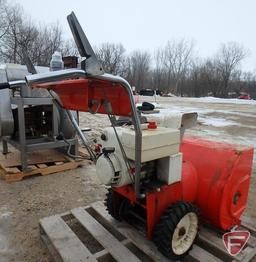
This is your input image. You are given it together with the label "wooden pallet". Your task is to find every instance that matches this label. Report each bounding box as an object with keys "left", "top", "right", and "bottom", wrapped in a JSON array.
[
  {"left": 39, "top": 201, "right": 256, "bottom": 262},
  {"left": 0, "top": 149, "right": 89, "bottom": 182}
]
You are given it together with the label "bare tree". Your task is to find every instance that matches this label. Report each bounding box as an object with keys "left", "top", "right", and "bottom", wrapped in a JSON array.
[
  {"left": 125, "top": 50, "right": 151, "bottom": 91},
  {"left": 61, "top": 39, "right": 79, "bottom": 57},
  {"left": 243, "top": 72, "right": 256, "bottom": 98},
  {"left": 215, "top": 42, "right": 248, "bottom": 97},
  {"left": 151, "top": 48, "right": 165, "bottom": 91},
  {"left": 32, "top": 23, "right": 64, "bottom": 66},
  {"left": 0, "top": 0, "right": 9, "bottom": 41},
  {"left": 0, "top": 2, "right": 24, "bottom": 63},
  {"left": 0, "top": 1, "right": 78, "bottom": 66},
  {"left": 162, "top": 39, "right": 194, "bottom": 94},
  {"left": 190, "top": 60, "right": 204, "bottom": 97},
  {"left": 95, "top": 43, "right": 125, "bottom": 75}
]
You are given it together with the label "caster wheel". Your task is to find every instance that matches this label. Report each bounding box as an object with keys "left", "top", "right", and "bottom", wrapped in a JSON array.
[{"left": 153, "top": 201, "right": 199, "bottom": 261}]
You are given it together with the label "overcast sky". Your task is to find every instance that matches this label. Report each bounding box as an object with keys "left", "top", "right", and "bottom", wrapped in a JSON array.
[{"left": 17, "top": 0, "right": 256, "bottom": 72}]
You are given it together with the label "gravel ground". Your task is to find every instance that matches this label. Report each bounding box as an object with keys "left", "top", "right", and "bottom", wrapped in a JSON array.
[{"left": 0, "top": 96, "right": 255, "bottom": 261}]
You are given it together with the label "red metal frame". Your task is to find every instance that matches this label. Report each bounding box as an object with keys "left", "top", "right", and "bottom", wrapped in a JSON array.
[
  {"left": 113, "top": 183, "right": 183, "bottom": 239},
  {"left": 112, "top": 137, "right": 254, "bottom": 239},
  {"left": 35, "top": 78, "right": 132, "bottom": 116},
  {"left": 34, "top": 78, "right": 254, "bottom": 237},
  {"left": 113, "top": 160, "right": 198, "bottom": 239}
]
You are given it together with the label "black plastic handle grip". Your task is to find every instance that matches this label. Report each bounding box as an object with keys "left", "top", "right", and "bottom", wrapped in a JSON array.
[{"left": 0, "top": 82, "right": 10, "bottom": 90}]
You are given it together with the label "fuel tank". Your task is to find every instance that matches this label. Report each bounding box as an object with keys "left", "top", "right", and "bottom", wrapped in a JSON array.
[{"left": 181, "top": 136, "right": 254, "bottom": 230}]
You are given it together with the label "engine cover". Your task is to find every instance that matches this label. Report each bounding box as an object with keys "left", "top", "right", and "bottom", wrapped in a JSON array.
[
  {"left": 97, "top": 127, "right": 133, "bottom": 187},
  {"left": 96, "top": 152, "right": 122, "bottom": 185}
]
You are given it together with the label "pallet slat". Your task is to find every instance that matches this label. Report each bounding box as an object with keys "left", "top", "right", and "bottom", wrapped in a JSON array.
[
  {"left": 37, "top": 163, "right": 48, "bottom": 169},
  {"left": 0, "top": 148, "right": 88, "bottom": 182},
  {"left": 92, "top": 249, "right": 109, "bottom": 259},
  {"left": 39, "top": 161, "right": 82, "bottom": 176},
  {"left": 241, "top": 215, "right": 256, "bottom": 235},
  {"left": 91, "top": 202, "right": 227, "bottom": 262},
  {"left": 198, "top": 226, "right": 228, "bottom": 254},
  {"left": 1, "top": 159, "right": 87, "bottom": 182},
  {"left": 40, "top": 201, "right": 256, "bottom": 262},
  {"left": 0, "top": 149, "right": 67, "bottom": 167},
  {"left": 4, "top": 167, "right": 20, "bottom": 174},
  {"left": 71, "top": 207, "right": 141, "bottom": 262},
  {"left": 189, "top": 245, "right": 223, "bottom": 262},
  {"left": 237, "top": 226, "right": 256, "bottom": 248},
  {"left": 40, "top": 216, "right": 96, "bottom": 262},
  {"left": 55, "top": 162, "right": 64, "bottom": 165},
  {"left": 233, "top": 246, "right": 256, "bottom": 262},
  {"left": 91, "top": 201, "right": 170, "bottom": 262}
]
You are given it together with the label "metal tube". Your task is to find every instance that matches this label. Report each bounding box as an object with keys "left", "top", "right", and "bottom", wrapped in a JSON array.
[
  {"left": 26, "top": 69, "right": 143, "bottom": 198},
  {"left": 25, "top": 69, "right": 86, "bottom": 86},
  {"left": 17, "top": 98, "right": 28, "bottom": 171},
  {"left": 7, "top": 80, "right": 32, "bottom": 97},
  {"left": 8, "top": 80, "right": 27, "bottom": 88},
  {"left": 65, "top": 109, "right": 96, "bottom": 162},
  {"left": 92, "top": 74, "right": 143, "bottom": 198}
]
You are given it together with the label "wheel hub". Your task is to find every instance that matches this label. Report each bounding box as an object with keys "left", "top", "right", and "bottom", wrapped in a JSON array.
[
  {"left": 171, "top": 212, "right": 198, "bottom": 255},
  {"left": 178, "top": 227, "right": 186, "bottom": 237}
]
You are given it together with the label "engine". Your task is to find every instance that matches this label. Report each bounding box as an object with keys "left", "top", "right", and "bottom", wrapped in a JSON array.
[{"left": 96, "top": 124, "right": 183, "bottom": 187}]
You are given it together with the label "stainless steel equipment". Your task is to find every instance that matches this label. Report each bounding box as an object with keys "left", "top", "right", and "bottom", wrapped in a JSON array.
[
  {"left": 0, "top": 63, "right": 78, "bottom": 171},
  {"left": 0, "top": 67, "right": 14, "bottom": 137}
]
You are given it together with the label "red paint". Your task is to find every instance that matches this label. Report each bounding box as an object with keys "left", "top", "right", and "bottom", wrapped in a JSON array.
[
  {"left": 181, "top": 161, "right": 198, "bottom": 202},
  {"left": 34, "top": 78, "right": 132, "bottom": 116},
  {"left": 114, "top": 137, "right": 253, "bottom": 239},
  {"left": 181, "top": 136, "right": 254, "bottom": 230},
  {"left": 36, "top": 79, "right": 89, "bottom": 111},
  {"left": 238, "top": 94, "right": 251, "bottom": 100},
  {"left": 148, "top": 121, "right": 157, "bottom": 129},
  {"left": 33, "top": 79, "right": 254, "bottom": 236},
  {"left": 114, "top": 160, "right": 198, "bottom": 239}
]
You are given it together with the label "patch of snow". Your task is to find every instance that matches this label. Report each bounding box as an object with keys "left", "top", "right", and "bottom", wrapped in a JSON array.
[
  {"left": 196, "top": 97, "right": 256, "bottom": 105},
  {"left": 0, "top": 206, "right": 12, "bottom": 219},
  {"left": 198, "top": 117, "right": 236, "bottom": 127},
  {"left": 157, "top": 103, "right": 256, "bottom": 118},
  {"left": 156, "top": 106, "right": 204, "bottom": 114},
  {"left": 213, "top": 110, "right": 256, "bottom": 118},
  {"left": 0, "top": 212, "right": 13, "bottom": 219},
  {"left": 149, "top": 104, "right": 256, "bottom": 129}
]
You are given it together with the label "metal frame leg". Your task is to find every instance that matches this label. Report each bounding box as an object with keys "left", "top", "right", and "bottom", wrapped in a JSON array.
[
  {"left": 52, "top": 103, "right": 59, "bottom": 137},
  {"left": 2, "top": 138, "right": 8, "bottom": 154},
  {"left": 70, "top": 138, "right": 79, "bottom": 156},
  {"left": 17, "top": 100, "right": 28, "bottom": 171}
]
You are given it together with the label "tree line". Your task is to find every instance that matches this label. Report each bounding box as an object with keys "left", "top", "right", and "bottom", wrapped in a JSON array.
[
  {"left": 1, "top": 0, "right": 255, "bottom": 98},
  {"left": 96, "top": 41, "right": 255, "bottom": 98}
]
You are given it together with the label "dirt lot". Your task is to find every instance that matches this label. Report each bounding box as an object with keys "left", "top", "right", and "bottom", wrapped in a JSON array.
[{"left": 0, "top": 97, "right": 255, "bottom": 262}]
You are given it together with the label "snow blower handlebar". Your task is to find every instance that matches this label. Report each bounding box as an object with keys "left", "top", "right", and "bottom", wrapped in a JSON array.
[
  {"left": 26, "top": 11, "right": 144, "bottom": 199},
  {"left": 25, "top": 69, "right": 143, "bottom": 199}
]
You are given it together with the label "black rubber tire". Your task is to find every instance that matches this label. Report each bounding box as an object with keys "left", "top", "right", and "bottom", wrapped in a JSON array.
[
  {"left": 104, "top": 188, "right": 122, "bottom": 220},
  {"left": 153, "top": 201, "right": 199, "bottom": 261},
  {"left": 104, "top": 188, "right": 131, "bottom": 221}
]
